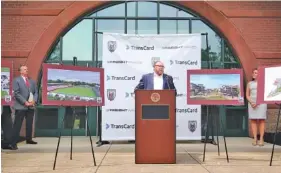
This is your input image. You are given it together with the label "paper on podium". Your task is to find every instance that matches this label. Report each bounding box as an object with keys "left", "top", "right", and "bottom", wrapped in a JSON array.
[{"left": 28, "top": 92, "right": 34, "bottom": 102}]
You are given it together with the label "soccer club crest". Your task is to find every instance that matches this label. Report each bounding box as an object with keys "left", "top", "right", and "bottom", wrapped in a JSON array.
[
  {"left": 188, "top": 120, "right": 197, "bottom": 133},
  {"left": 151, "top": 57, "right": 160, "bottom": 67},
  {"left": 107, "top": 41, "right": 117, "bottom": 53},
  {"left": 150, "top": 92, "right": 160, "bottom": 102},
  {"left": 107, "top": 89, "right": 116, "bottom": 101}
]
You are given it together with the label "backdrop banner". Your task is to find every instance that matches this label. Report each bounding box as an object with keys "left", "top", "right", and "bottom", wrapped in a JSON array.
[{"left": 102, "top": 33, "right": 201, "bottom": 140}]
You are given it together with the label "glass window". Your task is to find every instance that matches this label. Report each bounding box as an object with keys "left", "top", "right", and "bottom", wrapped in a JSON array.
[
  {"left": 160, "top": 20, "right": 189, "bottom": 34},
  {"left": 226, "top": 109, "right": 246, "bottom": 131},
  {"left": 137, "top": 20, "right": 157, "bottom": 34},
  {"left": 127, "top": 20, "right": 136, "bottom": 34},
  {"left": 160, "top": 4, "right": 180, "bottom": 17},
  {"left": 138, "top": 1, "right": 157, "bottom": 17},
  {"left": 47, "top": 40, "right": 61, "bottom": 62},
  {"left": 36, "top": 107, "right": 58, "bottom": 129},
  {"left": 224, "top": 62, "right": 241, "bottom": 69},
  {"left": 201, "top": 106, "right": 221, "bottom": 136},
  {"left": 90, "top": 3, "right": 125, "bottom": 17},
  {"left": 178, "top": 10, "right": 195, "bottom": 17},
  {"left": 96, "top": 20, "right": 124, "bottom": 60},
  {"left": 97, "top": 34, "right": 103, "bottom": 61},
  {"left": 177, "top": 20, "right": 190, "bottom": 34},
  {"left": 160, "top": 20, "right": 177, "bottom": 34},
  {"left": 127, "top": 1, "right": 136, "bottom": 17},
  {"left": 160, "top": 4, "right": 194, "bottom": 17},
  {"left": 192, "top": 20, "right": 222, "bottom": 62},
  {"left": 224, "top": 42, "right": 238, "bottom": 63},
  {"left": 97, "top": 19, "right": 124, "bottom": 33},
  {"left": 62, "top": 19, "right": 92, "bottom": 61},
  {"left": 64, "top": 106, "right": 86, "bottom": 129}
]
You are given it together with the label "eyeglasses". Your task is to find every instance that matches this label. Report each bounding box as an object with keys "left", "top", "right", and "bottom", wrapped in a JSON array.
[{"left": 155, "top": 65, "right": 164, "bottom": 68}]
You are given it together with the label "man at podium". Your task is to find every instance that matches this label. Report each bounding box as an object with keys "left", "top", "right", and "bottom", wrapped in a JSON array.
[
  {"left": 134, "top": 61, "right": 177, "bottom": 96},
  {"left": 134, "top": 60, "right": 177, "bottom": 164}
]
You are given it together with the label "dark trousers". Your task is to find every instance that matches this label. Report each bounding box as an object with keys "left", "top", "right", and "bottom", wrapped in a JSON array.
[
  {"left": 11, "top": 109, "right": 34, "bottom": 145},
  {"left": 1, "top": 106, "right": 13, "bottom": 146}
]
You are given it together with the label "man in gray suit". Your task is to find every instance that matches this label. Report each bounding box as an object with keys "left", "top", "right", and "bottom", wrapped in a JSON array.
[{"left": 9, "top": 65, "right": 38, "bottom": 150}]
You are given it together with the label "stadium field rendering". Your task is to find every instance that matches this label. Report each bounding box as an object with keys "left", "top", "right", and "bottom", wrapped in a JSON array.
[
  {"left": 1, "top": 90, "right": 8, "bottom": 98},
  {"left": 51, "top": 86, "right": 96, "bottom": 97},
  {"left": 47, "top": 85, "right": 99, "bottom": 101}
]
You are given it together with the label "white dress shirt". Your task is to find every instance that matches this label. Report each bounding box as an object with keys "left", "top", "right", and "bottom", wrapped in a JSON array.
[
  {"left": 153, "top": 73, "right": 163, "bottom": 90},
  {"left": 21, "top": 75, "right": 27, "bottom": 83}
]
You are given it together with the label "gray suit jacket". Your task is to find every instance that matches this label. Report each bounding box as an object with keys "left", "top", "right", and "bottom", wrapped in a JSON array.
[
  {"left": 134, "top": 73, "right": 177, "bottom": 96},
  {"left": 13, "top": 76, "right": 38, "bottom": 110}
]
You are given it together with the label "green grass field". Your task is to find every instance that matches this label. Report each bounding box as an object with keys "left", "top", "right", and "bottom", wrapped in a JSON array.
[
  {"left": 50, "top": 86, "right": 96, "bottom": 97},
  {"left": 1, "top": 90, "right": 8, "bottom": 98}
]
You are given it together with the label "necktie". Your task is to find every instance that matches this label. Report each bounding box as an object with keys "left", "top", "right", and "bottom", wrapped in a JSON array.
[{"left": 25, "top": 77, "right": 30, "bottom": 87}]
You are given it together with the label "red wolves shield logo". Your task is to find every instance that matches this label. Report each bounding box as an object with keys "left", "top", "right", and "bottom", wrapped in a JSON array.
[
  {"left": 107, "top": 89, "right": 116, "bottom": 101},
  {"left": 107, "top": 41, "right": 117, "bottom": 53},
  {"left": 188, "top": 120, "right": 197, "bottom": 133}
]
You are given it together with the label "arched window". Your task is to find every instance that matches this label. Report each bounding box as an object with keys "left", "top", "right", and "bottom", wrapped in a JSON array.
[
  {"left": 46, "top": 1, "right": 240, "bottom": 68},
  {"left": 37, "top": 1, "right": 247, "bottom": 137}
]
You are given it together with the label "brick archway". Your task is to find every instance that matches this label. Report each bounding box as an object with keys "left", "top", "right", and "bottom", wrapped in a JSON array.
[{"left": 26, "top": 1, "right": 257, "bottom": 81}]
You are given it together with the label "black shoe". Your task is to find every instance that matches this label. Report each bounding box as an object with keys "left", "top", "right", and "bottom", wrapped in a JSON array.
[
  {"left": 26, "top": 140, "right": 37, "bottom": 144},
  {"left": 1, "top": 144, "right": 11, "bottom": 150},
  {"left": 12, "top": 145, "right": 18, "bottom": 150},
  {"left": 4, "top": 144, "right": 18, "bottom": 150}
]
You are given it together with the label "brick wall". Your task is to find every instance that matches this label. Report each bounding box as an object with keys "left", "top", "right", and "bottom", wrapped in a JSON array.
[
  {"left": 1, "top": 1, "right": 281, "bottom": 137},
  {"left": 267, "top": 109, "right": 281, "bottom": 133},
  {"left": 209, "top": 1, "right": 281, "bottom": 58},
  {"left": 209, "top": 1, "right": 281, "bottom": 135},
  {"left": 1, "top": 1, "right": 73, "bottom": 8}
]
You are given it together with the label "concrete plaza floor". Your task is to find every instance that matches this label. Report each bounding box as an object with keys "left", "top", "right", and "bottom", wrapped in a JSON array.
[{"left": 1, "top": 137, "right": 281, "bottom": 173}]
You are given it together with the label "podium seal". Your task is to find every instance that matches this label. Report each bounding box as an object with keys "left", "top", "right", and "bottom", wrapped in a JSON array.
[{"left": 151, "top": 92, "right": 160, "bottom": 102}]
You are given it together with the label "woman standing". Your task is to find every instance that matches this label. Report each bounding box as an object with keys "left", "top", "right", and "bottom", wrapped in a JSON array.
[{"left": 246, "top": 68, "right": 267, "bottom": 146}]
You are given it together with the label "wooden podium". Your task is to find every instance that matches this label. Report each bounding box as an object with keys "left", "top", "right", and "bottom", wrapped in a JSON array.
[{"left": 135, "top": 89, "right": 176, "bottom": 164}]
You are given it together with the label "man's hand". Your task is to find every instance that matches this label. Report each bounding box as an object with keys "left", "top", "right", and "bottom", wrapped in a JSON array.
[
  {"left": 28, "top": 101, "right": 35, "bottom": 106},
  {"left": 24, "top": 101, "right": 31, "bottom": 106}
]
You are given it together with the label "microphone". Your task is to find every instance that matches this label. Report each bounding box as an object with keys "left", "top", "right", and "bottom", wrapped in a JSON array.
[
  {"left": 166, "top": 76, "right": 171, "bottom": 90},
  {"left": 134, "top": 81, "right": 144, "bottom": 92}
]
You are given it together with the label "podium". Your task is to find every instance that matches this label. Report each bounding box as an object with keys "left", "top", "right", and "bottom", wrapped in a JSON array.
[{"left": 135, "top": 90, "right": 176, "bottom": 164}]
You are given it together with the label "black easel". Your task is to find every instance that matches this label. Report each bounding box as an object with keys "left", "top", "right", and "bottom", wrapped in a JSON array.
[
  {"left": 53, "top": 57, "right": 97, "bottom": 170},
  {"left": 203, "top": 32, "right": 218, "bottom": 146},
  {"left": 269, "top": 103, "right": 281, "bottom": 166},
  {"left": 202, "top": 105, "right": 229, "bottom": 162}
]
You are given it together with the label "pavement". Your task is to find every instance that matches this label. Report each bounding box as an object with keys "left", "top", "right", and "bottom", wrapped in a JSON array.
[{"left": 1, "top": 137, "right": 281, "bottom": 173}]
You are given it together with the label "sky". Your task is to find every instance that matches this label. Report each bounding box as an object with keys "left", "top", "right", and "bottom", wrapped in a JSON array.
[
  {"left": 190, "top": 74, "right": 240, "bottom": 89},
  {"left": 48, "top": 69, "right": 101, "bottom": 84}
]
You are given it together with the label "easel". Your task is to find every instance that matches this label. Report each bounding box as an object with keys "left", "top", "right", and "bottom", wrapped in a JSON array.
[
  {"left": 203, "top": 105, "right": 229, "bottom": 162},
  {"left": 269, "top": 103, "right": 281, "bottom": 166},
  {"left": 53, "top": 57, "right": 97, "bottom": 170},
  {"left": 203, "top": 32, "right": 218, "bottom": 146}
]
